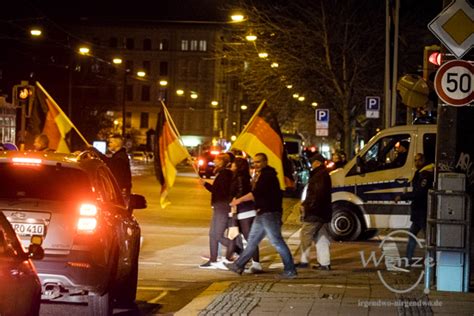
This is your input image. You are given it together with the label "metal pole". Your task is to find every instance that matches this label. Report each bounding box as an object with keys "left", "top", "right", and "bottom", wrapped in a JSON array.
[
  {"left": 122, "top": 71, "right": 127, "bottom": 137},
  {"left": 384, "top": 0, "right": 392, "bottom": 129},
  {"left": 390, "top": 0, "right": 400, "bottom": 127}
]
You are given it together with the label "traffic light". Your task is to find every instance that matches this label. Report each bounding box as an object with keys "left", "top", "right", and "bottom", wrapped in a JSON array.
[
  {"left": 423, "top": 45, "right": 441, "bottom": 82},
  {"left": 13, "top": 82, "right": 35, "bottom": 118}
]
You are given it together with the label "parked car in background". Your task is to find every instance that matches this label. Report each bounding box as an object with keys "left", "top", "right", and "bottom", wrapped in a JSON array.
[
  {"left": 285, "top": 155, "right": 311, "bottom": 197},
  {"left": 0, "top": 212, "right": 44, "bottom": 316},
  {"left": 197, "top": 150, "right": 221, "bottom": 178},
  {"left": 0, "top": 150, "right": 147, "bottom": 315},
  {"left": 130, "top": 151, "right": 154, "bottom": 162}
]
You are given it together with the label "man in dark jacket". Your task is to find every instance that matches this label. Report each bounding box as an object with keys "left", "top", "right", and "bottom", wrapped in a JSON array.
[
  {"left": 199, "top": 153, "right": 234, "bottom": 269},
  {"left": 296, "top": 153, "right": 333, "bottom": 270},
  {"left": 396, "top": 153, "right": 434, "bottom": 261},
  {"left": 225, "top": 153, "right": 297, "bottom": 278},
  {"left": 103, "top": 134, "right": 132, "bottom": 196}
]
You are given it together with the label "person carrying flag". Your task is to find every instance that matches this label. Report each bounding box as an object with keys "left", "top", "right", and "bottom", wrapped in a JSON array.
[{"left": 225, "top": 152, "right": 297, "bottom": 278}]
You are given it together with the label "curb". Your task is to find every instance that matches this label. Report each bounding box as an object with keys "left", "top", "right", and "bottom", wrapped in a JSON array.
[{"left": 175, "top": 281, "right": 233, "bottom": 316}]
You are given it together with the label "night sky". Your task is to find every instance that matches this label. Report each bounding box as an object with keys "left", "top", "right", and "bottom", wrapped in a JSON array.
[{"left": 2, "top": 0, "right": 234, "bottom": 21}]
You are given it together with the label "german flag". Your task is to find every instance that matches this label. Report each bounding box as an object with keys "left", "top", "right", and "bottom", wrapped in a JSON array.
[
  {"left": 27, "top": 82, "right": 89, "bottom": 152},
  {"left": 154, "top": 101, "right": 190, "bottom": 208},
  {"left": 231, "top": 100, "right": 294, "bottom": 190}
]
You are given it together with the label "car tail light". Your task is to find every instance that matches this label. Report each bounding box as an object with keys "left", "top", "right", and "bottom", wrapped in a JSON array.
[
  {"left": 12, "top": 157, "right": 42, "bottom": 165},
  {"left": 77, "top": 203, "right": 98, "bottom": 233},
  {"left": 198, "top": 159, "right": 204, "bottom": 166},
  {"left": 210, "top": 150, "right": 220, "bottom": 155}
]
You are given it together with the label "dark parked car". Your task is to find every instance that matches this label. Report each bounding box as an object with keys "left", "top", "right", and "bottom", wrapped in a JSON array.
[
  {"left": 0, "top": 150, "right": 147, "bottom": 315},
  {"left": 197, "top": 150, "right": 221, "bottom": 178},
  {"left": 0, "top": 212, "right": 44, "bottom": 316},
  {"left": 285, "top": 155, "right": 311, "bottom": 197}
]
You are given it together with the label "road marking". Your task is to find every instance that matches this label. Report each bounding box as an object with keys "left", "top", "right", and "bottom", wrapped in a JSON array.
[
  {"left": 137, "top": 286, "right": 180, "bottom": 291},
  {"left": 139, "top": 261, "right": 163, "bottom": 265},
  {"left": 147, "top": 291, "right": 169, "bottom": 304}
]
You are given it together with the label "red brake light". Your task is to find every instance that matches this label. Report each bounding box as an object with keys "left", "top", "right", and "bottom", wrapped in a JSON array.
[
  {"left": 79, "top": 203, "right": 98, "bottom": 216},
  {"left": 210, "top": 150, "right": 220, "bottom": 155},
  {"left": 12, "top": 157, "right": 42, "bottom": 165},
  {"left": 77, "top": 203, "right": 98, "bottom": 233}
]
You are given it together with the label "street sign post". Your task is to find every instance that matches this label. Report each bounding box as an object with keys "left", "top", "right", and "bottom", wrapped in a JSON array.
[
  {"left": 315, "top": 109, "right": 329, "bottom": 136},
  {"left": 434, "top": 60, "right": 474, "bottom": 106},
  {"left": 428, "top": 0, "right": 474, "bottom": 59},
  {"left": 366, "top": 96, "right": 380, "bottom": 118}
]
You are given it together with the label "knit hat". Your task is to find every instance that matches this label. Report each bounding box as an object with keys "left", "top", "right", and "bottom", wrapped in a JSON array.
[{"left": 309, "top": 153, "right": 326, "bottom": 164}]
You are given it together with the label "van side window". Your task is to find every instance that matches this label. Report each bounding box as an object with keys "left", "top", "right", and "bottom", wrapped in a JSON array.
[
  {"left": 423, "top": 133, "right": 436, "bottom": 163},
  {"left": 357, "top": 134, "right": 411, "bottom": 174}
]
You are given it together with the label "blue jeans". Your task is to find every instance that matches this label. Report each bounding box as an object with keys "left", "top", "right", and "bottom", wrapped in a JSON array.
[
  {"left": 234, "top": 212, "right": 295, "bottom": 273},
  {"left": 406, "top": 222, "right": 424, "bottom": 261}
]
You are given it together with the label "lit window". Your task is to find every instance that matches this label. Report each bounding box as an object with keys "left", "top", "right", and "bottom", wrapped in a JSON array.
[
  {"left": 181, "top": 40, "right": 189, "bottom": 51},
  {"left": 199, "top": 40, "right": 207, "bottom": 51},
  {"left": 190, "top": 40, "right": 198, "bottom": 51}
]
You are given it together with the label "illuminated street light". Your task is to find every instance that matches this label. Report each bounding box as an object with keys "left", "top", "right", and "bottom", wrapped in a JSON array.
[
  {"left": 211, "top": 100, "right": 219, "bottom": 106},
  {"left": 298, "top": 96, "right": 305, "bottom": 102},
  {"left": 258, "top": 52, "right": 268, "bottom": 59},
  {"left": 137, "top": 71, "right": 146, "bottom": 77},
  {"left": 159, "top": 80, "right": 168, "bottom": 86},
  {"left": 190, "top": 92, "right": 198, "bottom": 99},
  {"left": 311, "top": 102, "right": 318, "bottom": 108},
  {"left": 231, "top": 135, "right": 237, "bottom": 141},
  {"left": 30, "top": 28, "right": 42, "bottom": 36},
  {"left": 112, "top": 58, "right": 123, "bottom": 64},
  {"left": 292, "top": 93, "right": 299, "bottom": 99},
  {"left": 271, "top": 62, "right": 279, "bottom": 68},
  {"left": 176, "top": 89, "right": 184, "bottom": 96},
  {"left": 79, "top": 47, "right": 90, "bottom": 55},
  {"left": 240, "top": 104, "right": 248, "bottom": 110},
  {"left": 286, "top": 84, "right": 293, "bottom": 89},
  {"left": 245, "top": 34, "right": 257, "bottom": 41},
  {"left": 230, "top": 14, "right": 245, "bottom": 22}
]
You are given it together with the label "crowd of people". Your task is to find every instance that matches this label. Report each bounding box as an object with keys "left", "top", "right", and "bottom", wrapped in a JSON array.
[
  {"left": 196, "top": 147, "right": 432, "bottom": 277},
  {"left": 197, "top": 150, "right": 337, "bottom": 278}
]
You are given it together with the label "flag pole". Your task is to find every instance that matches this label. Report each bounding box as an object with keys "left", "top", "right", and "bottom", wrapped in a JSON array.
[
  {"left": 160, "top": 101, "right": 200, "bottom": 176},
  {"left": 237, "top": 99, "right": 266, "bottom": 136},
  {"left": 35, "top": 82, "right": 90, "bottom": 147}
]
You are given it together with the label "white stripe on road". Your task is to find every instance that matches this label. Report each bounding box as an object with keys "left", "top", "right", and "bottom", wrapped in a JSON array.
[
  {"left": 147, "top": 291, "right": 168, "bottom": 304},
  {"left": 137, "top": 286, "right": 180, "bottom": 291}
]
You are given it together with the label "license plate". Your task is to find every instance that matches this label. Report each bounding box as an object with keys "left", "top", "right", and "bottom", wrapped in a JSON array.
[{"left": 11, "top": 223, "right": 45, "bottom": 236}]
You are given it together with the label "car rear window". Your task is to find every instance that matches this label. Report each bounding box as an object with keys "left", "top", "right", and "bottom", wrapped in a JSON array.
[{"left": 0, "top": 164, "right": 93, "bottom": 201}]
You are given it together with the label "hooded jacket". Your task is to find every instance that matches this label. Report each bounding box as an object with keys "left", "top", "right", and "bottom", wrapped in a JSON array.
[{"left": 253, "top": 166, "right": 282, "bottom": 214}]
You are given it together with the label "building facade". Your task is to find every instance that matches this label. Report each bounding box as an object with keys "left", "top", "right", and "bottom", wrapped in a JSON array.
[{"left": 73, "top": 19, "right": 241, "bottom": 149}]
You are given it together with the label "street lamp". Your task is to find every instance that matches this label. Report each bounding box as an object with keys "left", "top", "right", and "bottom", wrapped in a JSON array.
[{"left": 30, "top": 28, "right": 42, "bottom": 37}]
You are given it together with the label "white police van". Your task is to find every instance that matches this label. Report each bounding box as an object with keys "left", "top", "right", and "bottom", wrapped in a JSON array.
[{"left": 328, "top": 124, "right": 437, "bottom": 240}]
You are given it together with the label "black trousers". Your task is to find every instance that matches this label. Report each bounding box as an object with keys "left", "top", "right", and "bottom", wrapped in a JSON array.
[{"left": 209, "top": 207, "right": 233, "bottom": 262}]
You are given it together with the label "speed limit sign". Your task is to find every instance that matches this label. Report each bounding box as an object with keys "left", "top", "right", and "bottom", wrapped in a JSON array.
[{"left": 434, "top": 60, "right": 473, "bottom": 106}]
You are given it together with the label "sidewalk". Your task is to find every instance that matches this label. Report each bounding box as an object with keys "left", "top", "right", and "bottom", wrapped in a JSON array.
[{"left": 176, "top": 201, "right": 474, "bottom": 316}]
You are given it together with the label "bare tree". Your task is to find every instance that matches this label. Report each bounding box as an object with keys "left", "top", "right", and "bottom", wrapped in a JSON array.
[{"left": 223, "top": 0, "right": 385, "bottom": 155}]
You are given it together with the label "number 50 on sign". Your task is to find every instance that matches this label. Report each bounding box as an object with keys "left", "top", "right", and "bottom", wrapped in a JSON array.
[{"left": 434, "top": 60, "right": 473, "bottom": 106}]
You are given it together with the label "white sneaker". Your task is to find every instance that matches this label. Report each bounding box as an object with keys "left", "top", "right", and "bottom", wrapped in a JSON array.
[{"left": 213, "top": 261, "right": 229, "bottom": 270}]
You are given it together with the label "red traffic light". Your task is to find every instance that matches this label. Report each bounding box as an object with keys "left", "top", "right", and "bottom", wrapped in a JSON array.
[
  {"left": 17, "top": 86, "right": 33, "bottom": 100},
  {"left": 428, "top": 52, "right": 442, "bottom": 66}
]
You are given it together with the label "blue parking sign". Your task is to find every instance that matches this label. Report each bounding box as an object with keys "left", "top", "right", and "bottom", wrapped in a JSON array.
[
  {"left": 366, "top": 96, "right": 380, "bottom": 118},
  {"left": 315, "top": 109, "right": 329, "bottom": 129}
]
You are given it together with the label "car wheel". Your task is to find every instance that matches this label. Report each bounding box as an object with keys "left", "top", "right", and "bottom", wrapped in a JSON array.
[
  {"left": 329, "top": 204, "right": 362, "bottom": 241},
  {"left": 89, "top": 291, "right": 112, "bottom": 316}
]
